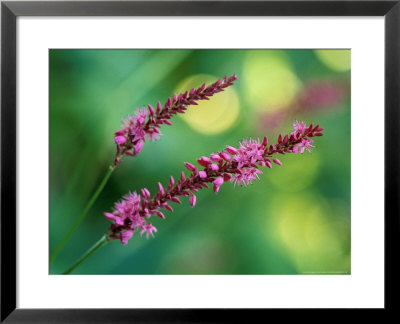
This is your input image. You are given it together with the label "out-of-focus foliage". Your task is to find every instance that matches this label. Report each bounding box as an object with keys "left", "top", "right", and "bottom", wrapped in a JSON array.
[{"left": 50, "top": 49, "right": 350, "bottom": 275}]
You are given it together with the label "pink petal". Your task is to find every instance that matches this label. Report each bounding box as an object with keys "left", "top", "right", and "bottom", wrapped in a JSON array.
[
  {"left": 115, "top": 136, "right": 127, "bottom": 145},
  {"left": 189, "top": 194, "right": 197, "bottom": 207}
]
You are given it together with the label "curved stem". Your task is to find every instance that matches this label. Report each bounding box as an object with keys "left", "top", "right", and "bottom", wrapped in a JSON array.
[
  {"left": 50, "top": 165, "right": 115, "bottom": 264},
  {"left": 63, "top": 234, "right": 108, "bottom": 274}
]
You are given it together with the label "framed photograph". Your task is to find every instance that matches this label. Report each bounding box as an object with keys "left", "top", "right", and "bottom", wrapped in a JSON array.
[{"left": 1, "top": 0, "right": 398, "bottom": 321}]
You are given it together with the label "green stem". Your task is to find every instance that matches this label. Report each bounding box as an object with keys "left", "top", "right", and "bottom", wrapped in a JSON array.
[
  {"left": 63, "top": 234, "right": 108, "bottom": 274},
  {"left": 50, "top": 165, "right": 115, "bottom": 264}
]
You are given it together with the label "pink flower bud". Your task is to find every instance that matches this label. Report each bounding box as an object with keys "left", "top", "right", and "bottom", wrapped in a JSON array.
[
  {"left": 148, "top": 104, "right": 155, "bottom": 115},
  {"left": 262, "top": 136, "right": 268, "bottom": 147},
  {"left": 104, "top": 212, "right": 116, "bottom": 222},
  {"left": 223, "top": 173, "right": 232, "bottom": 181},
  {"left": 171, "top": 197, "right": 182, "bottom": 204},
  {"left": 210, "top": 164, "right": 219, "bottom": 171},
  {"left": 273, "top": 159, "right": 282, "bottom": 166},
  {"left": 135, "top": 141, "right": 143, "bottom": 154},
  {"left": 158, "top": 182, "right": 164, "bottom": 195},
  {"left": 164, "top": 120, "right": 173, "bottom": 126},
  {"left": 198, "top": 156, "right": 212, "bottom": 166},
  {"left": 115, "top": 129, "right": 127, "bottom": 136},
  {"left": 283, "top": 135, "right": 289, "bottom": 144},
  {"left": 213, "top": 177, "right": 224, "bottom": 193},
  {"left": 141, "top": 188, "right": 150, "bottom": 198},
  {"left": 156, "top": 101, "right": 162, "bottom": 114},
  {"left": 189, "top": 194, "right": 196, "bottom": 207},
  {"left": 156, "top": 211, "right": 165, "bottom": 219},
  {"left": 265, "top": 160, "right": 272, "bottom": 169},
  {"left": 121, "top": 230, "right": 134, "bottom": 245},
  {"left": 219, "top": 151, "right": 231, "bottom": 162},
  {"left": 210, "top": 153, "right": 221, "bottom": 162},
  {"left": 115, "top": 136, "right": 127, "bottom": 145},
  {"left": 199, "top": 171, "right": 207, "bottom": 178},
  {"left": 184, "top": 162, "right": 196, "bottom": 171},
  {"left": 226, "top": 145, "right": 238, "bottom": 155}
]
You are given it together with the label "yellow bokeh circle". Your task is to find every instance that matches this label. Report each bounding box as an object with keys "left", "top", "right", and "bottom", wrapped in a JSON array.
[
  {"left": 243, "top": 51, "right": 301, "bottom": 111},
  {"left": 175, "top": 74, "right": 240, "bottom": 135},
  {"left": 266, "top": 193, "right": 349, "bottom": 273},
  {"left": 315, "top": 49, "right": 351, "bottom": 72}
]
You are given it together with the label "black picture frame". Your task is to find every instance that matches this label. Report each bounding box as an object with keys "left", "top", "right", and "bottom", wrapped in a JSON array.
[{"left": 1, "top": 0, "right": 399, "bottom": 322}]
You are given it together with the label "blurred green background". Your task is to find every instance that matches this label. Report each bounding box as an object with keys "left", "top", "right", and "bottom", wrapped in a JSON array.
[{"left": 50, "top": 49, "right": 351, "bottom": 275}]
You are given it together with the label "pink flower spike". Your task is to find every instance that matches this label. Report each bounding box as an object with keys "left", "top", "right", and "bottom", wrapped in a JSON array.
[
  {"left": 105, "top": 121, "right": 324, "bottom": 245},
  {"left": 219, "top": 151, "right": 231, "bottom": 162},
  {"left": 273, "top": 159, "right": 282, "bottom": 166},
  {"left": 189, "top": 194, "right": 197, "bottom": 207},
  {"left": 210, "top": 153, "right": 221, "bottom": 162},
  {"left": 226, "top": 145, "right": 238, "bottom": 155},
  {"left": 198, "top": 156, "right": 212, "bottom": 166},
  {"left": 113, "top": 75, "right": 238, "bottom": 166},
  {"left": 184, "top": 162, "right": 196, "bottom": 172},
  {"left": 115, "top": 136, "right": 127, "bottom": 145}
]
